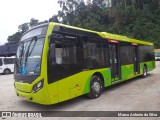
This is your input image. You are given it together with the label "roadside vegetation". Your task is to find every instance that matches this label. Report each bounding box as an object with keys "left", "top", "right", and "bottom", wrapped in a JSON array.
[{"left": 8, "top": 0, "right": 160, "bottom": 48}]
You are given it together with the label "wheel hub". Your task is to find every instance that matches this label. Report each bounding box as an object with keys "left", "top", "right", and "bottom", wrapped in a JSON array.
[{"left": 93, "top": 82, "right": 100, "bottom": 93}]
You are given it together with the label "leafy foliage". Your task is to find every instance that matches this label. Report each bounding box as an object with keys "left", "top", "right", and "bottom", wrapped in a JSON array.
[
  {"left": 7, "top": 0, "right": 160, "bottom": 48},
  {"left": 7, "top": 18, "right": 48, "bottom": 43}
]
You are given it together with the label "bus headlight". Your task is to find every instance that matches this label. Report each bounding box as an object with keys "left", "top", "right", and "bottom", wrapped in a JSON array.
[{"left": 32, "top": 80, "right": 44, "bottom": 93}]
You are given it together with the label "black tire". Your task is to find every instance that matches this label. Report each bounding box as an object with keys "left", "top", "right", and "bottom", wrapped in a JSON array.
[
  {"left": 87, "top": 75, "right": 103, "bottom": 99},
  {"left": 3, "top": 69, "right": 11, "bottom": 75},
  {"left": 142, "top": 66, "right": 147, "bottom": 78}
]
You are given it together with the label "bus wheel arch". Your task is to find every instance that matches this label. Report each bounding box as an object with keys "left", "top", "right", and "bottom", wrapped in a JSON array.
[
  {"left": 87, "top": 72, "right": 104, "bottom": 99},
  {"left": 142, "top": 64, "right": 148, "bottom": 78},
  {"left": 3, "top": 68, "right": 11, "bottom": 75}
]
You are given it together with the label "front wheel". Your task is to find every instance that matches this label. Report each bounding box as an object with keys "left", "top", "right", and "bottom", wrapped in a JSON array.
[
  {"left": 142, "top": 66, "right": 147, "bottom": 78},
  {"left": 87, "top": 75, "right": 103, "bottom": 99},
  {"left": 3, "top": 69, "right": 11, "bottom": 75}
]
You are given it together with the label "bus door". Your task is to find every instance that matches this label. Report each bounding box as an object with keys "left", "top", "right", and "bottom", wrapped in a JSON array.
[
  {"left": 132, "top": 43, "right": 139, "bottom": 74},
  {"left": 108, "top": 40, "right": 120, "bottom": 82}
]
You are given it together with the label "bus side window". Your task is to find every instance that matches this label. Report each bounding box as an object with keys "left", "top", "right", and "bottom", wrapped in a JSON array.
[
  {"left": 82, "top": 37, "right": 105, "bottom": 69},
  {"left": 4, "top": 58, "right": 14, "bottom": 65},
  {"left": 55, "top": 47, "right": 63, "bottom": 64},
  {"left": 54, "top": 42, "right": 77, "bottom": 65},
  {"left": 120, "top": 43, "right": 133, "bottom": 65}
]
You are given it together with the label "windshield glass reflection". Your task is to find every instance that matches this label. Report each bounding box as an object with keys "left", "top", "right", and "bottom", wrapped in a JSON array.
[{"left": 15, "top": 38, "right": 44, "bottom": 75}]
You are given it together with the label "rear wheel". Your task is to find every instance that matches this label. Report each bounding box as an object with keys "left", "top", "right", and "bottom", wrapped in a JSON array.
[
  {"left": 87, "top": 75, "right": 103, "bottom": 99},
  {"left": 3, "top": 69, "right": 11, "bottom": 75},
  {"left": 142, "top": 66, "right": 147, "bottom": 78}
]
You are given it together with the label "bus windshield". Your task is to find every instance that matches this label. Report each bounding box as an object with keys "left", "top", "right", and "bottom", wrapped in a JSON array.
[{"left": 15, "top": 27, "right": 47, "bottom": 76}]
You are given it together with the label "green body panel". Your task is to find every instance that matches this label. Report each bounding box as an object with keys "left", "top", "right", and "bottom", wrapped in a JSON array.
[
  {"left": 121, "top": 64, "right": 135, "bottom": 81},
  {"left": 140, "top": 61, "right": 155, "bottom": 73},
  {"left": 14, "top": 22, "right": 156, "bottom": 105},
  {"left": 47, "top": 68, "right": 111, "bottom": 104}
]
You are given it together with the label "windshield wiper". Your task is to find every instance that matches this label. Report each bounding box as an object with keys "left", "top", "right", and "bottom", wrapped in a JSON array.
[
  {"left": 24, "top": 36, "right": 37, "bottom": 66},
  {"left": 28, "top": 39, "right": 37, "bottom": 57},
  {"left": 15, "top": 42, "right": 24, "bottom": 67}
]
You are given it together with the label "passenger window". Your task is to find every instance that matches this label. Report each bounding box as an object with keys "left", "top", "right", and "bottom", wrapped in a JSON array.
[
  {"left": 55, "top": 42, "right": 77, "bottom": 65},
  {"left": 3, "top": 58, "right": 15, "bottom": 65},
  {"left": 82, "top": 37, "right": 105, "bottom": 69},
  {"left": 120, "top": 45, "right": 133, "bottom": 65}
]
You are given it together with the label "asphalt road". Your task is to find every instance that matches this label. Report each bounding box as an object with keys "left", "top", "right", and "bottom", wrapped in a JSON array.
[{"left": 0, "top": 62, "right": 160, "bottom": 120}]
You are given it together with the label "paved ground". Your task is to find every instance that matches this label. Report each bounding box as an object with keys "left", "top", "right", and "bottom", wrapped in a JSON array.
[{"left": 0, "top": 62, "right": 160, "bottom": 120}]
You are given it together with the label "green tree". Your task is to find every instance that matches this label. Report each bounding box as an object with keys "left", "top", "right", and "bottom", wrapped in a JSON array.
[
  {"left": 7, "top": 32, "right": 22, "bottom": 43},
  {"left": 7, "top": 0, "right": 160, "bottom": 48},
  {"left": 7, "top": 18, "right": 48, "bottom": 43},
  {"left": 49, "top": 15, "right": 59, "bottom": 22},
  {"left": 30, "top": 18, "right": 39, "bottom": 27},
  {"left": 18, "top": 23, "right": 29, "bottom": 33},
  {"left": 7, "top": 23, "right": 29, "bottom": 43}
]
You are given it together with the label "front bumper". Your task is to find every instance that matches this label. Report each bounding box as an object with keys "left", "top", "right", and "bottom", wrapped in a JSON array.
[{"left": 15, "top": 85, "right": 50, "bottom": 105}]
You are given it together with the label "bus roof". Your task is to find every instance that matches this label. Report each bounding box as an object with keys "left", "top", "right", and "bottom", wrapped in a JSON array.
[
  {"left": 50, "top": 22, "right": 153, "bottom": 46},
  {"left": 29, "top": 22, "right": 154, "bottom": 46},
  {"left": 50, "top": 22, "right": 99, "bottom": 34},
  {"left": 99, "top": 32, "right": 153, "bottom": 45}
]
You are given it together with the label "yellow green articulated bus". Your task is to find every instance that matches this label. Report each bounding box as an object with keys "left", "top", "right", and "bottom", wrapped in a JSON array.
[{"left": 14, "top": 22, "right": 155, "bottom": 105}]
